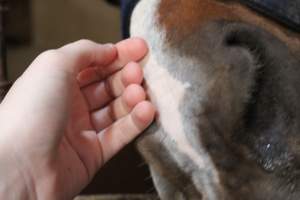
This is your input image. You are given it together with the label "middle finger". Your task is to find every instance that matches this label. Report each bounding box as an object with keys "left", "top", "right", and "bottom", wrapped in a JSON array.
[{"left": 81, "top": 62, "right": 143, "bottom": 111}]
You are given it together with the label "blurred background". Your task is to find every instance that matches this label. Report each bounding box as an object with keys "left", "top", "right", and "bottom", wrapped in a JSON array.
[
  {"left": 7, "top": 0, "right": 121, "bottom": 80},
  {"left": 4, "top": 0, "right": 153, "bottom": 196}
]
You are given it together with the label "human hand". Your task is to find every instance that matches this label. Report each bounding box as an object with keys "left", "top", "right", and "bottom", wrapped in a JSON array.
[{"left": 0, "top": 38, "right": 155, "bottom": 200}]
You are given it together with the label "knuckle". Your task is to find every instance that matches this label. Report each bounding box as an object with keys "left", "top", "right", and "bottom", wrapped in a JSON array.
[
  {"left": 38, "top": 49, "right": 64, "bottom": 61},
  {"left": 33, "top": 49, "right": 69, "bottom": 71},
  {"left": 76, "top": 39, "right": 96, "bottom": 47}
]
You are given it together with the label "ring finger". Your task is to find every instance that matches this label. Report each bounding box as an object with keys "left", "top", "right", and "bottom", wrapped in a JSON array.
[{"left": 90, "top": 84, "right": 146, "bottom": 131}]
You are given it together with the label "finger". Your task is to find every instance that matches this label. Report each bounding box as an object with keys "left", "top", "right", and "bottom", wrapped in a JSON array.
[
  {"left": 76, "top": 66, "right": 102, "bottom": 88},
  {"left": 91, "top": 84, "right": 146, "bottom": 131},
  {"left": 82, "top": 62, "right": 143, "bottom": 110},
  {"left": 57, "top": 39, "right": 117, "bottom": 74},
  {"left": 111, "top": 37, "right": 148, "bottom": 71},
  {"left": 98, "top": 101, "right": 156, "bottom": 164},
  {"left": 80, "top": 37, "right": 148, "bottom": 86}
]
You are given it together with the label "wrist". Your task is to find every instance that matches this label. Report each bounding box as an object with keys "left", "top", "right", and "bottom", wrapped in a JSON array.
[{"left": 0, "top": 146, "right": 37, "bottom": 200}]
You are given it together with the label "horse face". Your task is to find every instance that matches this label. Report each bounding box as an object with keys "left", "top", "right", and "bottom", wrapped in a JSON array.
[{"left": 130, "top": 0, "right": 300, "bottom": 199}]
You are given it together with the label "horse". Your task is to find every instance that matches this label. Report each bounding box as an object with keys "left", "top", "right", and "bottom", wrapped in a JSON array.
[{"left": 130, "top": 0, "right": 300, "bottom": 199}]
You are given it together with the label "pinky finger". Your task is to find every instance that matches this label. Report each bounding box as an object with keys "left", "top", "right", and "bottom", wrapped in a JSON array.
[{"left": 97, "top": 101, "right": 155, "bottom": 164}]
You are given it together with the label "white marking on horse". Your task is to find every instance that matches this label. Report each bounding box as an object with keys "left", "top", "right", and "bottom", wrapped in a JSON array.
[{"left": 131, "top": 0, "right": 221, "bottom": 199}]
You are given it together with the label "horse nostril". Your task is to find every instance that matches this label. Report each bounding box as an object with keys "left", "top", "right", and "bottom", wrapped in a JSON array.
[
  {"left": 225, "top": 28, "right": 266, "bottom": 63},
  {"left": 223, "top": 23, "right": 300, "bottom": 178},
  {"left": 225, "top": 30, "right": 257, "bottom": 51}
]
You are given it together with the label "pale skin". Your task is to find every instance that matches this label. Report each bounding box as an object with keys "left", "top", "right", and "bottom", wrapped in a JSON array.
[{"left": 0, "top": 38, "right": 155, "bottom": 200}]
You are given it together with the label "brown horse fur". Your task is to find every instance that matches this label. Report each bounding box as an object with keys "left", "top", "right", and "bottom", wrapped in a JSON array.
[{"left": 158, "top": 0, "right": 300, "bottom": 53}]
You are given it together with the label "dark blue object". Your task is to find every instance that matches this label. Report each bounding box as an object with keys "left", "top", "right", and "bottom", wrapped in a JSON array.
[
  {"left": 119, "top": 0, "right": 300, "bottom": 37},
  {"left": 120, "top": 0, "right": 140, "bottom": 38},
  {"left": 240, "top": 0, "right": 300, "bottom": 32}
]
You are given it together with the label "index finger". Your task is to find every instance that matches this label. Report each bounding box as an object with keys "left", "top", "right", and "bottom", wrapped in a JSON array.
[
  {"left": 77, "top": 38, "right": 149, "bottom": 87},
  {"left": 58, "top": 39, "right": 118, "bottom": 73},
  {"left": 99, "top": 37, "right": 149, "bottom": 77}
]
